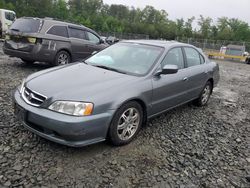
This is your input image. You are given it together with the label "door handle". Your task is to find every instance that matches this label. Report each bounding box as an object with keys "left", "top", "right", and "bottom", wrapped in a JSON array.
[{"left": 183, "top": 77, "right": 188, "bottom": 81}]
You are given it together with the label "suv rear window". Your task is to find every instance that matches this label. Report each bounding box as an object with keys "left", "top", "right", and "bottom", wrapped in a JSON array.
[
  {"left": 47, "top": 26, "right": 68, "bottom": 38},
  {"left": 10, "top": 18, "right": 42, "bottom": 33}
]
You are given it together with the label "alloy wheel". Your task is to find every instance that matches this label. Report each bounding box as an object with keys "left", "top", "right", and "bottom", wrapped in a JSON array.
[
  {"left": 117, "top": 107, "right": 140, "bottom": 141},
  {"left": 201, "top": 84, "right": 211, "bottom": 105},
  {"left": 58, "top": 53, "right": 69, "bottom": 65}
]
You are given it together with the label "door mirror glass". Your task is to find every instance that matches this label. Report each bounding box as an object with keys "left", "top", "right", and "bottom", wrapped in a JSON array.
[{"left": 155, "top": 65, "right": 178, "bottom": 76}]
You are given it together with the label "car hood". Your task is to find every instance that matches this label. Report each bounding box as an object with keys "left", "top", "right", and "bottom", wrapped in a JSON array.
[{"left": 25, "top": 63, "right": 137, "bottom": 101}]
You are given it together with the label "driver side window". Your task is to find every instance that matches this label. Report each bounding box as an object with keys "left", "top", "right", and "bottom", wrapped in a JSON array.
[
  {"left": 162, "top": 48, "right": 184, "bottom": 69},
  {"left": 86, "top": 32, "right": 100, "bottom": 44}
]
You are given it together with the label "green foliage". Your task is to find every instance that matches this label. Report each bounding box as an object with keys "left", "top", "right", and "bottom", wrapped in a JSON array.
[{"left": 0, "top": 0, "right": 250, "bottom": 41}]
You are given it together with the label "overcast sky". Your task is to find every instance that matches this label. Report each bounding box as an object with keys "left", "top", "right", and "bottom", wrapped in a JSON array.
[{"left": 103, "top": 0, "right": 250, "bottom": 25}]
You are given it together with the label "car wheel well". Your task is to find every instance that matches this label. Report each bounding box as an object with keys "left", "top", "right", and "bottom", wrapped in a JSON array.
[
  {"left": 110, "top": 99, "right": 148, "bottom": 129},
  {"left": 130, "top": 99, "right": 147, "bottom": 125},
  {"left": 207, "top": 78, "right": 214, "bottom": 93},
  {"left": 57, "top": 49, "right": 72, "bottom": 59}
]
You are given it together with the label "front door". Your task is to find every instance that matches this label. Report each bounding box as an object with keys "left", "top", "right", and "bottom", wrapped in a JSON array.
[
  {"left": 68, "top": 27, "right": 90, "bottom": 60},
  {"left": 151, "top": 47, "right": 190, "bottom": 114},
  {"left": 84, "top": 31, "right": 104, "bottom": 56}
]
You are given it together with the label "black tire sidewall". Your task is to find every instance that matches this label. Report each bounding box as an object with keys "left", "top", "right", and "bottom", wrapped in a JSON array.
[
  {"left": 54, "top": 50, "right": 71, "bottom": 66},
  {"left": 195, "top": 81, "right": 212, "bottom": 106},
  {"left": 108, "top": 101, "right": 143, "bottom": 146}
]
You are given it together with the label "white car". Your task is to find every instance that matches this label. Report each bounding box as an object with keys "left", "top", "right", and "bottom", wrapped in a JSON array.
[{"left": 0, "top": 9, "right": 16, "bottom": 37}]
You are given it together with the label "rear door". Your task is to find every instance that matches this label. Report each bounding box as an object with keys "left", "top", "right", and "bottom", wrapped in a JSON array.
[
  {"left": 68, "top": 26, "right": 90, "bottom": 60},
  {"left": 151, "top": 47, "right": 190, "bottom": 114},
  {"left": 183, "top": 47, "right": 208, "bottom": 99}
]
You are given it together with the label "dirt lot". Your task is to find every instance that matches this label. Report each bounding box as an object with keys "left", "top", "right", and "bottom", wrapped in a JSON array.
[{"left": 0, "top": 42, "right": 249, "bottom": 188}]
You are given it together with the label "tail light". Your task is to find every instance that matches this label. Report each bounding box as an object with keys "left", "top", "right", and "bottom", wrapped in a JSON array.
[
  {"left": 27, "top": 37, "right": 37, "bottom": 44},
  {"left": 5, "top": 35, "right": 10, "bottom": 40}
]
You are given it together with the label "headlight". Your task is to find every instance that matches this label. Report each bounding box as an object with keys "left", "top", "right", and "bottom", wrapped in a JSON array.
[
  {"left": 48, "top": 101, "right": 94, "bottom": 116},
  {"left": 18, "top": 79, "right": 25, "bottom": 94}
]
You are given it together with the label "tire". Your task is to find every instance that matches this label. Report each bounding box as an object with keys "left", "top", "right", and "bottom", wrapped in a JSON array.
[
  {"left": 246, "top": 58, "right": 250, "bottom": 64},
  {"left": 21, "top": 58, "right": 35, "bottom": 64},
  {"left": 108, "top": 101, "right": 143, "bottom": 146},
  {"left": 194, "top": 81, "right": 212, "bottom": 106},
  {"left": 53, "top": 50, "right": 71, "bottom": 66}
]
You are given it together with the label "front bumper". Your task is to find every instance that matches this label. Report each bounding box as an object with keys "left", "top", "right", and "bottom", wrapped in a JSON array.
[{"left": 14, "top": 90, "right": 115, "bottom": 147}]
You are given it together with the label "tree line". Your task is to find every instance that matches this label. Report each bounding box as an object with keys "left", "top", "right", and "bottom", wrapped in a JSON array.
[{"left": 1, "top": 0, "right": 250, "bottom": 42}]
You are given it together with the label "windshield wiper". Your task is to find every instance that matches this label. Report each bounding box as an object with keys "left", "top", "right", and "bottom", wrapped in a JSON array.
[
  {"left": 10, "top": 28, "right": 20, "bottom": 32},
  {"left": 92, "top": 65, "right": 127, "bottom": 74}
]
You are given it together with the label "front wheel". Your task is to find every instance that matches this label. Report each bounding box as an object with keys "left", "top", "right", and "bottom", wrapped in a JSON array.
[
  {"left": 53, "top": 50, "right": 71, "bottom": 66},
  {"left": 194, "top": 81, "right": 212, "bottom": 106},
  {"left": 108, "top": 101, "right": 143, "bottom": 146}
]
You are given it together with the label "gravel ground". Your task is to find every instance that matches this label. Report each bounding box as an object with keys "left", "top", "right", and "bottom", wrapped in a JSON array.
[{"left": 0, "top": 42, "right": 250, "bottom": 188}]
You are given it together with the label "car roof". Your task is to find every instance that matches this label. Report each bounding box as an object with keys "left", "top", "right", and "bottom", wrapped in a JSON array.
[
  {"left": 19, "top": 17, "right": 98, "bottom": 35},
  {"left": 122, "top": 40, "right": 194, "bottom": 48},
  {"left": 0, "top": 9, "right": 16, "bottom": 13}
]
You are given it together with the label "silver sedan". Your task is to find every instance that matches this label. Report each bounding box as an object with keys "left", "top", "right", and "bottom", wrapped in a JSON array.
[{"left": 14, "top": 40, "right": 219, "bottom": 147}]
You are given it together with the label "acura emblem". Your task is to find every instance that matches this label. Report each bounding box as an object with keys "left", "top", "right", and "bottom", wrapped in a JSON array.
[{"left": 28, "top": 93, "right": 34, "bottom": 101}]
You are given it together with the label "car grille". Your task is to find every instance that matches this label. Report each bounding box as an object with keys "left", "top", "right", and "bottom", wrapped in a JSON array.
[{"left": 22, "top": 87, "right": 47, "bottom": 107}]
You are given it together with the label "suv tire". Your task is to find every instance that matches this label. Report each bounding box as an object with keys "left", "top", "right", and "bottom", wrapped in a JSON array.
[{"left": 53, "top": 50, "right": 71, "bottom": 66}]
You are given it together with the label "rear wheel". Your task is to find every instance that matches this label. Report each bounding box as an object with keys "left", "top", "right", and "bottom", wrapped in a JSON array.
[
  {"left": 109, "top": 101, "right": 143, "bottom": 146},
  {"left": 194, "top": 81, "right": 212, "bottom": 106},
  {"left": 53, "top": 50, "right": 71, "bottom": 66}
]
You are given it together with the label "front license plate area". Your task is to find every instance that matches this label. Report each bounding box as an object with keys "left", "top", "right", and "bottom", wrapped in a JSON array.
[{"left": 14, "top": 103, "right": 26, "bottom": 122}]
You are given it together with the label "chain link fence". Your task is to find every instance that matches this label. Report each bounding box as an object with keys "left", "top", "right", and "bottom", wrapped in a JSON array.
[
  {"left": 98, "top": 31, "right": 149, "bottom": 40},
  {"left": 176, "top": 37, "right": 250, "bottom": 52}
]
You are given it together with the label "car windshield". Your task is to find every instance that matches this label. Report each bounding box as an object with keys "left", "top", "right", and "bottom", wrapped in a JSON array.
[
  {"left": 10, "top": 18, "right": 42, "bottom": 33},
  {"left": 85, "top": 43, "right": 164, "bottom": 76}
]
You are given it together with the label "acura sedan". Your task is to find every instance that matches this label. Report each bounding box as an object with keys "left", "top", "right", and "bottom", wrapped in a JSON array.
[{"left": 14, "top": 40, "right": 220, "bottom": 147}]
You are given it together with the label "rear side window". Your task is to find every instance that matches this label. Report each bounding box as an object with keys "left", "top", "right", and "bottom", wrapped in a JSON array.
[
  {"left": 184, "top": 47, "right": 202, "bottom": 67},
  {"left": 47, "top": 26, "right": 68, "bottom": 38},
  {"left": 68, "top": 28, "right": 86, "bottom": 40},
  {"left": 162, "top": 48, "right": 184, "bottom": 69},
  {"left": 10, "top": 18, "right": 42, "bottom": 33}
]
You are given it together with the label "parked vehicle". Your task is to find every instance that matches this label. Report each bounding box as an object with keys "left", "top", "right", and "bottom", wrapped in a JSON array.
[
  {"left": 105, "top": 36, "right": 119, "bottom": 45},
  {"left": 14, "top": 40, "right": 220, "bottom": 147},
  {"left": 3, "top": 17, "right": 107, "bottom": 65},
  {"left": 246, "top": 56, "right": 250, "bottom": 64},
  {"left": 0, "top": 9, "right": 16, "bottom": 38}
]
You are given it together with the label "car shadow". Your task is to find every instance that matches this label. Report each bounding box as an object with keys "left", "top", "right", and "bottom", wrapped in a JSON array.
[{"left": 14, "top": 61, "right": 52, "bottom": 71}]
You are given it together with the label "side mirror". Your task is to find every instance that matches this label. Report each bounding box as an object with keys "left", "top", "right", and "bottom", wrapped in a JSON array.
[
  {"left": 155, "top": 65, "right": 178, "bottom": 76},
  {"left": 100, "top": 38, "right": 105, "bottom": 44}
]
